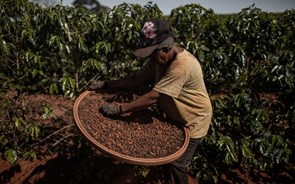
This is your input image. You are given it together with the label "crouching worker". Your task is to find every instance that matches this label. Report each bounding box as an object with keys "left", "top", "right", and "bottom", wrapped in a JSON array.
[{"left": 89, "top": 19, "right": 212, "bottom": 184}]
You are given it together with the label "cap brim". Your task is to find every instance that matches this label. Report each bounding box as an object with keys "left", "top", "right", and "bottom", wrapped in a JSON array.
[{"left": 133, "top": 44, "right": 158, "bottom": 58}]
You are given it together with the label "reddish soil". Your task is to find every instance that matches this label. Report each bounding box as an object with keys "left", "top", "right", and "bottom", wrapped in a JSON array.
[
  {"left": 0, "top": 92, "right": 294, "bottom": 184},
  {"left": 77, "top": 92, "right": 185, "bottom": 158}
]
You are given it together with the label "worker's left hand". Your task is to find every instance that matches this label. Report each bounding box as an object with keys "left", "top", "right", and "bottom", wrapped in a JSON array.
[{"left": 99, "top": 104, "right": 122, "bottom": 116}]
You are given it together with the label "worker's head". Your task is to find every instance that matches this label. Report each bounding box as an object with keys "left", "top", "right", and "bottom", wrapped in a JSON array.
[{"left": 133, "top": 19, "right": 175, "bottom": 64}]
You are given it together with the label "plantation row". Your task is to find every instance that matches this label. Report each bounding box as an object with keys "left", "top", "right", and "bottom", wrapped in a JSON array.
[{"left": 0, "top": 0, "right": 294, "bottom": 182}]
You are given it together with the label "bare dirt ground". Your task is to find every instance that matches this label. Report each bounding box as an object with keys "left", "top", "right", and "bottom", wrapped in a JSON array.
[{"left": 0, "top": 93, "right": 294, "bottom": 184}]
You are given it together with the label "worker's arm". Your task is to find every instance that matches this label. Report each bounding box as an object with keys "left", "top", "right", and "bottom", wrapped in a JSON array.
[
  {"left": 121, "top": 90, "right": 159, "bottom": 113},
  {"left": 99, "top": 90, "right": 160, "bottom": 116}
]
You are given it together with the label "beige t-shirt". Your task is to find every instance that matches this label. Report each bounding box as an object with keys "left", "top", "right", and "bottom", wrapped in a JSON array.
[{"left": 136, "top": 50, "right": 212, "bottom": 138}]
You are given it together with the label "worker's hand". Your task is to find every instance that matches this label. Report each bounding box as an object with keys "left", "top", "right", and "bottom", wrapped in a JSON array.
[
  {"left": 88, "top": 80, "right": 106, "bottom": 91},
  {"left": 99, "top": 104, "right": 122, "bottom": 116}
]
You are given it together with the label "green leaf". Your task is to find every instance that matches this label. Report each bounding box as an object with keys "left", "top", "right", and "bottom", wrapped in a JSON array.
[
  {"left": 0, "top": 135, "right": 8, "bottom": 145},
  {"left": 24, "top": 150, "right": 37, "bottom": 160},
  {"left": 32, "top": 69, "right": 38, "bottom": 78},
  {"left": 218, "top": 135, "right": 238, "bottom": 163},
  {"left": 42, "top": 105, "right": 53, "bottom": 119},
  {"left": 14, "top": 117, "right": 27, "bottom": 128},
  {"left": 0, "top": 39, "right": 8, "bottom": 54},
  {"left": 4, "top": 149, "right": 17, "bottom": 164},
  {"left": 49, "top": 83, "right": 58, "bottom": 94},
  {"left": 65, "top": 44, "right": 70, "bottom": 54},
  {"left": 26, "top": 123, "right": 40, "bottom": 139},
  {"left": 15, "top": 117, "right": 20, "bottom": 128},
  {"left": 240, "top": 139, "right": 253, "bottom": 158}
]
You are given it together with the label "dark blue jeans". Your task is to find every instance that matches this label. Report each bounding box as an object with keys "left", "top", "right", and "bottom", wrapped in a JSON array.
[{"left": 166, "top": 138, "right": 202, "bottom": 184}]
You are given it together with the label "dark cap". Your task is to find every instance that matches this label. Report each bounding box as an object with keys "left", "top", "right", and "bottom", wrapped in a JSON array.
[{"left": 133, "top": 19, "right": 174, "bottom": 58}]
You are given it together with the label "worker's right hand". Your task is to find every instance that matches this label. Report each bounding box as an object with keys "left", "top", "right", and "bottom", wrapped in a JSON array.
[{"left": 88, "top": 80, "right": 106, "bottom": 91}]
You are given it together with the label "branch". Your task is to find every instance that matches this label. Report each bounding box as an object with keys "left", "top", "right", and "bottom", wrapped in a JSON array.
[
  {"left": 30, "top": 124, "right": 74, "bottom": 148},
  {"left": 51, "top": 133, "right": 74, "bottom": 147}
]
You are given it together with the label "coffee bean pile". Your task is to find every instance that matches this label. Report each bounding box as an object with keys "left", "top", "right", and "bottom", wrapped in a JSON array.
[{"left": 78, "top": 92, "right": 185, "bottom": 158}]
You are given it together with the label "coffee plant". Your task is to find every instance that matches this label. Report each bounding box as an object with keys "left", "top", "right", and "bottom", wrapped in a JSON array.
[{"left": 0, "top": 0, "right": 294, "bottom": 183}]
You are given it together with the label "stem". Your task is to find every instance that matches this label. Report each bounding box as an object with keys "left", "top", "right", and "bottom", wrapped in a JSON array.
[
  {"left": 52, "top": 133, "right": 74, "bottom": 147},
  {"left": 30, "top": 124, "right": 74, "bottom": 148},
  {"left": 15, "top": 31, "right": 19, "bottom": 75}
]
